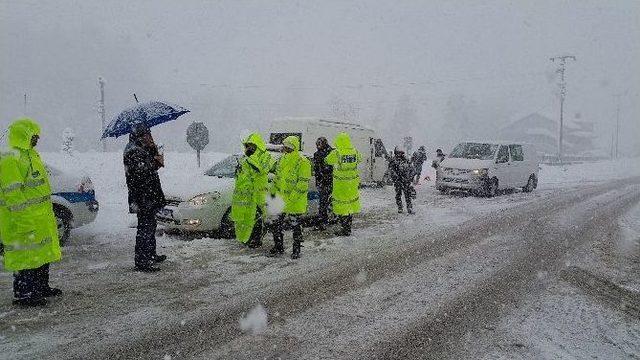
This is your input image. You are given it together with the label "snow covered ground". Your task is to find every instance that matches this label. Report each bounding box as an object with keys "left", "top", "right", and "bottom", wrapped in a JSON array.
[{"left": 0, "top": 152, "right": 639, "bottom": 359}]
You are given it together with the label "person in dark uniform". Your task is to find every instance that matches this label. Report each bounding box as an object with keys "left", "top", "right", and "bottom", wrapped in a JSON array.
[
  {"left": 123, "top": 124, "right": 167, "bottom": 272},
  {"left": 388, "top": 147, "right": 415, "bottom": 214},
  {"left": 312, "top": 137, "right": 333, "bottom": 230},
  {"left": 411, "top": 146, "right": 427, "bottom": 185}
]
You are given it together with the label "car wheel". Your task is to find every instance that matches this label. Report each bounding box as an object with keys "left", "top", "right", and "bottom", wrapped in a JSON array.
[
  {"left": 53, "top": 205, "right": 72, "bottom": 246},
  {"left": 219, "top": 209, "right": 235, "bottom": 239},
  {"left": 522, "top": 174, "right": 537, "bottom": 193},
  {"left": 484, "top": 178, "right": 498, "bottom": 198}
]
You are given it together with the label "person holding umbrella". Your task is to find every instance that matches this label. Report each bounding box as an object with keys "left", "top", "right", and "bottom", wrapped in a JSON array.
[
  {"left": 123, "top": 124, "right": 167, "bottom": 272},
  {"left": 104, "top": 100, "right": 189, "bottom": 272}
]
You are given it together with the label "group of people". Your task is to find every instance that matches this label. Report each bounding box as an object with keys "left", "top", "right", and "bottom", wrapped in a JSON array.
[
  {"left": 230, "top": 132, "right": 362, "bottom": 260},
  {"left": 0, "top": 116, "right": 439, "bottom": 306},
  {"left": 385, "top": 146, "right": 446, "bottom": 215}
]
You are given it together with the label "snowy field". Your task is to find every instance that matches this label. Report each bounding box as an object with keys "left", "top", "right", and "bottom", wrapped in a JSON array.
[{"left": 1, "top": 152, "right": 639, "bottom": 359}]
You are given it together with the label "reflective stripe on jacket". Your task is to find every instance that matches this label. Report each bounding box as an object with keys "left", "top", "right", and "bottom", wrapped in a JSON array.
[
  {"left": 231, "top": 133, "right": 272, "bottom": 243},
  {"left": 272, "top": 136, "right": 311, "bottom": 215},
  {"left": 0, "top": 118, "right": 61, "bottom": 271},
  {"left": 325, "top": 132, "right": 362, "bottom": 215}
]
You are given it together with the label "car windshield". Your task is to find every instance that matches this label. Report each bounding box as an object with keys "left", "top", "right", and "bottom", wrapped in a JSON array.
[
  {"left": 449, "top": 143, "right": 498, "bottom": 160},
  {"left": 204, "top": 155, "right": 239, "bottom": 178}
]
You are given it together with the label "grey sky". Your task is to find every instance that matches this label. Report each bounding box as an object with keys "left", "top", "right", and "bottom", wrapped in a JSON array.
[{"left": 1, "top": 0, "right": 638, "bottom": 155}]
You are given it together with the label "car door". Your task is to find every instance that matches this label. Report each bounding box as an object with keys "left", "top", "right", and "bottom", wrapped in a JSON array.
[
  {"left": 494, "top": 145, "right": 512, "bottom": 188},
  {"left": 508, "top": 144, "right": 526, "bottom": 187}
]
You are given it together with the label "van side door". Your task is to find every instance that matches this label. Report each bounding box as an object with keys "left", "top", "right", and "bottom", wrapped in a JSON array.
[
  {"left": 494, "top": 145, "right": 512, "bottom": 188},
  {"left": 508, "top": 144, "right": 526, "bottom": 187}
]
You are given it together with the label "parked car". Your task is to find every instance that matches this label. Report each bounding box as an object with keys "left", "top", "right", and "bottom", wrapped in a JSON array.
[
  {"left": 436, "top": 142, "right": 539, "bottom": 197},
  {"left": 48, "top": 165, "right": 99, "bottom": 244},
  {"left": 157, "top": 154, "right": 320, "bottom": 236}
]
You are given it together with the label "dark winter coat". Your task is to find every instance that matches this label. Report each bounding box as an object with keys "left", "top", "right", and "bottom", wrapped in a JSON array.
[
  {"left": 411, "top": 149, "right": 427, "bottom": 168},
  {"left": 313, "top": 146, "right": 334, "bottom": 189},
  {"left": 123, "top": 137, "right": 166, "bottom": 214},
  {"left": 388, "top": 155, "right": 415, "bottom": 186}
]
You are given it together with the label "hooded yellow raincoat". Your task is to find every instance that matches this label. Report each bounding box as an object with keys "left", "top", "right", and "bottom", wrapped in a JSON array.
[
  {"left": 325, "top": 132, "right": 362, "bottom": 215},
  {"left": 231, "top": 133, "right": 272, "bottom": 243},
  {"left": 0, "top": 118, "right": 61, "bottom": 271},
  {"left": 271, "top": 136, "right": 311, "bottom": 215}
]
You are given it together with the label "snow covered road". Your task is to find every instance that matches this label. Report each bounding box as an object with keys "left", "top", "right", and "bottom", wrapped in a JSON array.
[{"left": 1, "top": 155, "right": 640, "bottom": 359}]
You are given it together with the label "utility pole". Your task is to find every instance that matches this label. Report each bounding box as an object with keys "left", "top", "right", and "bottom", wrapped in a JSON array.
[
  {"left": 98, "top": 77, "right": 106, "bottom": 152},
  {"left": 23, "top": 93, "right": 27, "bottom": 115},
  {"left": 550, "top": 55, "right": 576, "bottom": 163},
  {"left": 613, "top": 92, "right": 625, "bottom": 159}
]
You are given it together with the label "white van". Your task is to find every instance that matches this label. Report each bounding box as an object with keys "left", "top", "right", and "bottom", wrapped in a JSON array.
[
  {"left": 268, "top": 117, "right": 388, "bottom": 185},
  {"left": 436, "top": 141, "right": 539, "bottom": 197}
]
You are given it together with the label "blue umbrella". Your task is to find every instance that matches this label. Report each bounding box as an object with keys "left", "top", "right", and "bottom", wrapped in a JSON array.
[{"left": 101, "top": 101, "right": 190, "bottom": 138}]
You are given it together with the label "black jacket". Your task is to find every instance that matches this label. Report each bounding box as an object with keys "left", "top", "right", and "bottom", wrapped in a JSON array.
[
  {"left": 124, "top": 139, "right": 166, "bottom": 213},
  {"left": 313, "top": 146, "right": 334, "bottom": 189},
  {"left": 411, "top": 150, "right": 427, "bottom": 168},
  {"left": 388, "top": 155, "right": 415, "bottom": 185}
]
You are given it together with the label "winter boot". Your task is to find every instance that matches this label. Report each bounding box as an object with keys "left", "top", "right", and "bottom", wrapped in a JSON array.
[
  {"left": 291, "top": 241, "right": 301, "bottom": 259},
  {"left": 153, "top": 254, "right": 167, "bottom": 263},
  {"left": 398, "top": 206, "right": 404, "bottom": 214},
  {"left": 43, "top": 287, "right": 63, "bottom": 297},
  {"left": 13, "top": 297, "right": 47, "bottom": 307},
  {"left": 268, "top": 242, "right": 285, "bottom": 257}
]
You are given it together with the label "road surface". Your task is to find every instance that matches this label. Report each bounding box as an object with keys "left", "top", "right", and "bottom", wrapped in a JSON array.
[{"left": 1, "top": 178, "right": 639, "bottom": 359}]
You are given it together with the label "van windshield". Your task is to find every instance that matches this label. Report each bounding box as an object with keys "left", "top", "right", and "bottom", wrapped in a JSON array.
[
  {"left": 204, "top": 155, "right": 240, "bottom": 178},
  {"left": 450, "top": 143, "right": 498, "bottom": 160}
]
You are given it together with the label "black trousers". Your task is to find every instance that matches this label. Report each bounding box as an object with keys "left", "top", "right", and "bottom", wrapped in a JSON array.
[
  {"left": 339, "top": 215, "right": 353, "bottom": 235},
  {"left": 413, "top": 166, "right": 423, "bottom": 184},
  {"left": 317, "top": 185, "right": 332, "bottom": 225},
  {"left": 13, "top": 264, "right": 50, "bottom": 299},
  {"left": 135, "top": 210, "right": 158, "bottom": 267},
  {"left": 395, "top": 182, "right": 413, "bottom": 211},
  {"left": 272, "top": 214, "right": 303, "bottom": 248}
]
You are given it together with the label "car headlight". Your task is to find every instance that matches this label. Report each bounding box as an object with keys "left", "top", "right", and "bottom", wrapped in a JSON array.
[
  {"left": 472, "top": 168, "right": 488, "bottom": 176},
  {"left": 188, "top": 192, "right": 220, "bottom": 206}
]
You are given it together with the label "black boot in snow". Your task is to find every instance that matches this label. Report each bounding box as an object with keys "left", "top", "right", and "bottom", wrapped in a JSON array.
[
  {"left": 13, "top": 297, "right": 47, "bottom": 307},
  {"left": 398, "top": 207, "right": 404, "bottom": 214},
  {"left": 268, "top": 244, "right": 285, "bottom": 257},
  {"left": 291, "top": 242, "right": 301, "bottom": 259}
]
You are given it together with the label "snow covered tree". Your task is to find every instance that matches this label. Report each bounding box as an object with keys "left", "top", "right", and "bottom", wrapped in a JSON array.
[{"left": 61, "top": 127, "right": 75, "bottom": 155}]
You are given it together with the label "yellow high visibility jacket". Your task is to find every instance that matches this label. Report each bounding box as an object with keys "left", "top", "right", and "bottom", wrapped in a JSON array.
[
  {"left": 325, "top": 132, "right": 362, "bottom": 215},
  {"left": 231, "top": 133, "right": 272, "bottom": 243},
  {"left": 271, "top": 136, "right": 311, "bottom": 215},
  {"left": 0, "top": 118, "right": 61, "bottom": 271}
]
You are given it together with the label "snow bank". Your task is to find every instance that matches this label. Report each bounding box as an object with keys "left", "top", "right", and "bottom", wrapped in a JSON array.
[{"left": 538, "top": 157, "right": 640, "bottom": 188}]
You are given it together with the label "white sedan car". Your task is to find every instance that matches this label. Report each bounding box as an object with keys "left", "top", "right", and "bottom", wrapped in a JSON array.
[{"left": 157, "top": 154, "right": 319, "bottom": 236}]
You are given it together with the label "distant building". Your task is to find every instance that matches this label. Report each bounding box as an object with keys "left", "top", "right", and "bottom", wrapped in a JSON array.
[{"left": 499, "top": 113, "right": 602, "bottom": 160}]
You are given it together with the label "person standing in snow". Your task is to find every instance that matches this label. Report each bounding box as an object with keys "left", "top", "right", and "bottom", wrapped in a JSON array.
[
  {"left": 0, "top": 118, "right": 62, "bottom": 306},
  {"left": 411, "top": 145, "right": 428, "bottom": 185},
  {"left": 231, "top": 133, "right": 272, "bottom": 249},
  {"left": 312, "top": 137, "right": 333, "bottom": 230},
  {"left": 388, "top": 147, "right": 415, "bottom": 214},
  {"left": 269, "top": 136, "right": 311, "bottom": 259},
  {"left": 325, "top": 132, "right": 362, "bottom": 236},
  {"left": 123, "top": 124, "right": 167, "bottom": 272},
  {"left": 431, "top": 149, "right": 446, "bottom": 170}
]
